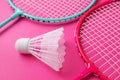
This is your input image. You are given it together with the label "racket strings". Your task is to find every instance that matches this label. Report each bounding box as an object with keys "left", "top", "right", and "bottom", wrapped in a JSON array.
[
  {"left": 81, "top": 22, "right": 120, "bottom": 54},
  {"left": 81, "top": 20, "right": 120, "bottom": 49},
  {"left": 12, "top": 0, "right": 92, "bottom": 18},
  {"left": 82, "top": 18, "right": 120, "bottom": 79},
  {"left": 81, "top": 24, "right": 120, "bottom": 74},
  {"left": 80, "top": 1, "right": 120, "bottom": 79},
  {"left": 14, "top": 0, "right": 41, "bottom": 17},
  {"left": 81, "top": 1, "right": 120, "bottom": 57}
]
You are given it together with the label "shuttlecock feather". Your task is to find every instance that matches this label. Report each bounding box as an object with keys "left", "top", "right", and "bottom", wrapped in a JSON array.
[{"left": 15, "top": 28, "right": 66, "bottom": 71}]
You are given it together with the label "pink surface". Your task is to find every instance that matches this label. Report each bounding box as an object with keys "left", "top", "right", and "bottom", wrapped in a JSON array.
[{"left": 0, "top": 0, "right": 105, "bottom": 80}]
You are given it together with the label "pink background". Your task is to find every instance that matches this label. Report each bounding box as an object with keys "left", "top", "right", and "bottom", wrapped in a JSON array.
[{"left": 0, "top": 0, "right": 105, "bottom": 80}]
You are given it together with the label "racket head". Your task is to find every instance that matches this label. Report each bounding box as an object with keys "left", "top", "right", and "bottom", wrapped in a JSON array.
[
  {"left": 8, "top": 0, "right": 96, "bottom": 23},
  {"left": 75, "top": 0, "right": 120, "bottom": 80}
]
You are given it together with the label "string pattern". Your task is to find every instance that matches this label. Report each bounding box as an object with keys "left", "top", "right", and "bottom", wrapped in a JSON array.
[
  {"left": 80, "top": 1, "right": 120, "bottom": 80},
  {"left": 12, "top": 0, "right": 92, "bottom": 18}
]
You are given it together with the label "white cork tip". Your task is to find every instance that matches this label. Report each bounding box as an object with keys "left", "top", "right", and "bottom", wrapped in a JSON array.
[{"left": 15, "top": 38, "right": 30, "bottom": 53}]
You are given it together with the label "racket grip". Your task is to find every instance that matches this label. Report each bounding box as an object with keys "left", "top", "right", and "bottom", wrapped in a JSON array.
[{"left": 0, "top": 9, "right": 22, "bottom": 28}]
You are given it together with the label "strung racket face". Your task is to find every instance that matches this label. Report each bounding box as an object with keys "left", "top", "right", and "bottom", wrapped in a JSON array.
[
  {"left": 11, "top": 0, "right": 95, "bottom": 22},
  {"left": 0, "top": 0, "right": 96, "bottom": 28},
  {"left": 75, "top": 0, "right": 120, "bottom": 80}
]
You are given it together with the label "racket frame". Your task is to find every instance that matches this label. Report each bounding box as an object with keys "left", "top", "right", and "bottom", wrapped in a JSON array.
[
  {"left": 75, "top": 0, "right": 113, "bottom": 80},
  {"left": 0, "top": 0, "right": 96, "bottom": 28},
  {"left": 8, "top": 0, "right": 96, "bottom": 22}
]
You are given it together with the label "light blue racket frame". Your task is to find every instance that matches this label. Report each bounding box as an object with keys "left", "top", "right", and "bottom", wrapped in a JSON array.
[{"left": 0, "top": 0, "right": 96, "bottom": 28}]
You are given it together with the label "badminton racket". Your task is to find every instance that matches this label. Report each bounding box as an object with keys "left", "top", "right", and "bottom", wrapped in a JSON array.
[
  {"left": 0, "top": 0, "right": 96, "bottom": 28},
  {"left": 75, "top": 0, "right": 120, "bottom": 80}
]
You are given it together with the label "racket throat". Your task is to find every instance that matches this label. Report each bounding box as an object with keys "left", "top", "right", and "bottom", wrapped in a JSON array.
[
  {"left": 81, "top": 63, "right": 94, "bottom": 78},
  {"left": 74, "top": 63, "right": 94, "bottom": 80},
  {"left": 0, "top": 9, "right": 23, "bottom": 28}
]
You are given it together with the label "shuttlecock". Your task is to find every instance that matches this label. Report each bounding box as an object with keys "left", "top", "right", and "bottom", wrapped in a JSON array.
[{"left": 15, "top": 28, "right": 66, "bottom": 71}]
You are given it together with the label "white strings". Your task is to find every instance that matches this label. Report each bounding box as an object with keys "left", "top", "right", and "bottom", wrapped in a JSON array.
[
  {"left": 12, "top": 0, "right": 92, "bottom": 18},
  {"left": 80, "top": 1, "right": 120, "bottom": 80}
]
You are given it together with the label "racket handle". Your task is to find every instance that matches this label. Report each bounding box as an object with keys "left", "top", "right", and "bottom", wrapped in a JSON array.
[
  {"left": 74, "top": 66, "right": 93, "bottom": 80},
  {"left": 0, "top": 9, "right": 22, "bottom": 28}
]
